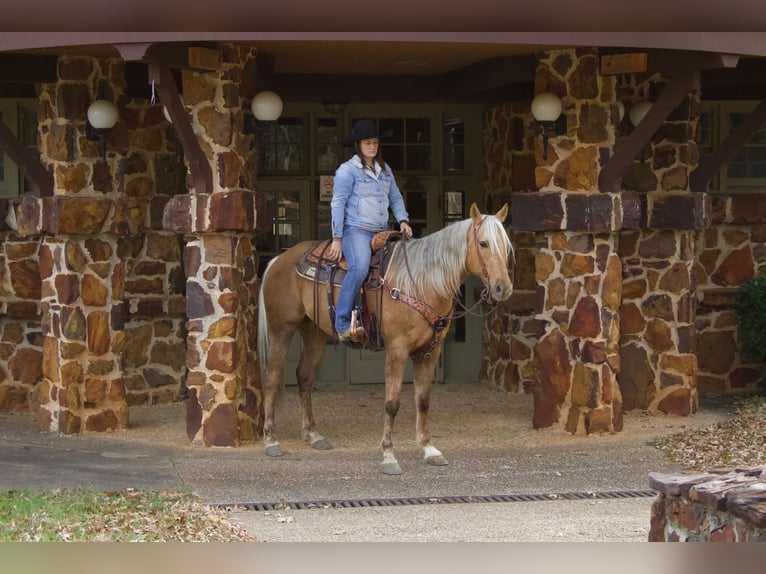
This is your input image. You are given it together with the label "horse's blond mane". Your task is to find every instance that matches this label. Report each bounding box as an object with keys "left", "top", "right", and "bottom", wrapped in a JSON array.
[{"left": 385, "top": 215, "right": 511, "bottom": 301}]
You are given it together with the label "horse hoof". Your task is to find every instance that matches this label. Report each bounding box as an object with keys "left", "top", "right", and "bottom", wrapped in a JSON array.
[
  {"left": 265, "top": 444, "right": 284, "bottom": 457},
  {"left": 311, "top": 438, "right": 333, "bottom": 450},
  {"left": 426, "top": 454, "right": 449, "bottom": 466},
  {"left": 380, "top": 461, "right": 403, "bottom": 475}
]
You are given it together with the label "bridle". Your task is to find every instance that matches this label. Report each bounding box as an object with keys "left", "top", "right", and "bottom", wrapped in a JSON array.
[{"left": 377, "top": 216, "right": 513, "bottom": 357}]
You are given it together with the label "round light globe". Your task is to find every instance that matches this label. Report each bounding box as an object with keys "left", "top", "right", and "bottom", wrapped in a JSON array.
[
  {"left": 251, "top": 90, "right": 283, "bottom": 121},
  {"left": 87, "top": 100, "right": 119, "bottom": 129},
  {"left": 629, "top": 100, "right": 653, "bottom": 127},
  {"left": 617, "top": 101, "right": 625, "bottom": 122},
  {"left": 531, "top": 92, "right": 562, "bottom": 122}
]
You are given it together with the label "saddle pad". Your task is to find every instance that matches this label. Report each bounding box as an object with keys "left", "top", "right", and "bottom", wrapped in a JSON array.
[
  {"left": 295, "top": 242, "right": 347, "bottom": 286},
  {"left": 294, "top": 231, "right": 402, "bottom": 287}
]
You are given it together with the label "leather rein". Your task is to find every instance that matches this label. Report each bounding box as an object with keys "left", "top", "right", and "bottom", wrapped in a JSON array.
[{"left": 379, "top": 216, "right": 496, "bottom": 358}]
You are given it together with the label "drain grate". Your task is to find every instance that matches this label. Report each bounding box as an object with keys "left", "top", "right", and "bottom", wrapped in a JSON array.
[{"left": 214, "top": 489, "right": 658, "bottom": 512}]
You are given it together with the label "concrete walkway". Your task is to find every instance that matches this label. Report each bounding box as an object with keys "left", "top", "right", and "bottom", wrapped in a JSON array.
[{"left": 0, "top": 382, "right": 734, "bottom": 542}]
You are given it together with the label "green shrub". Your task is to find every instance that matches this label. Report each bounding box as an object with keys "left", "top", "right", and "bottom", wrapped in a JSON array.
[{"left": 737, "top": 273, "right": 766, "bottom": 365}]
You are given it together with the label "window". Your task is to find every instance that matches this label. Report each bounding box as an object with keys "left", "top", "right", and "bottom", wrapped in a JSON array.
[
  {"left": 256, "top": 116, "right": 307, "bottom": 175},
  {"left": 700, "top": 101, "right": 766, "bottom": 191},
  {"left": 357, "top": 116, "right": 432, "bottom": 172},
  {"left": 254, "top": 189, "right": 302, "bottom": 276},
  {"left": 0, "top": 99, "right": 38, "bottom": 199}
]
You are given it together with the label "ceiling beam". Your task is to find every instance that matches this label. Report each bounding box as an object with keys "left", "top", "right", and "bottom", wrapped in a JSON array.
[
  {"left": 272, "top": 74, "right": 441, "bottom": 102},
  {"left": 646, "top": 50, "right": 739, "bottom": 75},
  {"left": 0, "top": 53, "right": 57, "bottom": 83},
  {"left": 439, "top": 55, "right": 536, "bottom": 99}
]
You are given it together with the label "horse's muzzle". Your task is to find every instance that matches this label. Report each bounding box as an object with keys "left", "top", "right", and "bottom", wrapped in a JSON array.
[{"left": 490, "top": 282, "right": 513, "bottom": 302}]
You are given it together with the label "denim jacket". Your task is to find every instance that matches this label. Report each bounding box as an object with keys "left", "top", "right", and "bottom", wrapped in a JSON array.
[{"left": 330, "top": 155, "right": 409, "bottom": 238}]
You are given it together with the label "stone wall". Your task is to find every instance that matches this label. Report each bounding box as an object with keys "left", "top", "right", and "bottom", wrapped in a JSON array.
[
  {"left": 480, "top": 49, "right": 728, "bottom": 427},
  {"left": 649, "top": 467, "right": 766, "bottom": 542},
  {"left": 481, "top": 97, "right": 542, "bottom": 393},
  {"left": 0, "top": 223, "right": 43, "bottom": 412},
  {"left": 3, "top": 54, "right": 189, "bottom": 427},
  {"left": 695, "top": 192, "right": 766, "bottom": 397}
]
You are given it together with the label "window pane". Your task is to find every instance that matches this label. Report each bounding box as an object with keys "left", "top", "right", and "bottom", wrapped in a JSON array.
[
  {"left": 378, "top": 118, "right": 403, "bottom": 143},
  {"left": 257, "top": 117, "right": 306, "bottom": 174},
  {"left": 445, "top": 116, "right": 465, "bottom": 172},
  {"left": 406, "top": 117, "right": 430, "bottom": 144},
  {"left": 381, "top": 145, "right": 403, "bottom": 171},
  {"left": 406, "top": 146, "right": 431, "bottom": 171}
]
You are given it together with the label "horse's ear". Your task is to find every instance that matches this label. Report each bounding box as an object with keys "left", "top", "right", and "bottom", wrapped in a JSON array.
[
  {"left": 494, "top": 203, "right": 509, "bottom": 223},
  {"left": 469, "top": 202, "right": 481, "bottom": 223}
]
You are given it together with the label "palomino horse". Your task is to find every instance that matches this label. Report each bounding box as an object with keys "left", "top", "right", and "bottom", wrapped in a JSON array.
[{"left": 256, "top": 202, "right": 514, "bottom": 474}]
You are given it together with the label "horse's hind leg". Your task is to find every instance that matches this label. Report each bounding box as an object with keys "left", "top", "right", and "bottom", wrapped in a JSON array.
[
  {"left": 262, "top": 325, "right": 296, "bottom": 457},
  {"left": 297, "top": 322, "right": 332, "bottom": 450},
  {"left": 412, "top": 347, "right": 448, "bottom": 466}
]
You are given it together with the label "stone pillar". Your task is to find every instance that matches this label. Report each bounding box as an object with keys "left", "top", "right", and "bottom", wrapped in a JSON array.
[
  {"left": 614, "top": 72, "right": 707, "bottom": 416},
  {"left": 36, "top": 233, "right": 127, "bottom": 432},
  {"left": 508, "top": 48, "right": 630, "bottom": 434},
  {"left": 163, "top": 45, "right": 261, "bottom": 446},
  {"left": 509, "top": 49, "right": 706, "bottom": 432},
  {"left": 182, "top": 232, "right": 259, "bottom": 446},
  {"left": 14, "top": 55, "right": 130, "bottom": 433}
]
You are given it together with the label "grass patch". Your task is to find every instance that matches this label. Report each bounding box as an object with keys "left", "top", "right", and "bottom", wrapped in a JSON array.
[{"left": 0, "top": 488, "right": 255, "bottom": 542}]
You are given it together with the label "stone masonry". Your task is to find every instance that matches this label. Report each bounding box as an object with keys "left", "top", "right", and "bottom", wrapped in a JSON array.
[
  {"left": 481, "top": 48, "right": 712, "bottom": 432},
  {"left": 649, "top": 467, "right": 766, "bottom": 542},
  {"left": 161, "top": 44, "right": 262, "bottom": 446}
]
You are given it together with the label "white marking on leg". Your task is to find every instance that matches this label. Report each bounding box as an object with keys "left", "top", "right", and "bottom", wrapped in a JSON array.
[{"left": 423, "top": 445, "right": 443, "bottom": 460}]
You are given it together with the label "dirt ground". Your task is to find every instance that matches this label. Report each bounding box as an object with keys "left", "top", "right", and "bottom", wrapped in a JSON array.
[{"left": 117, "top": 380, "right": 734, "bottom": 456}]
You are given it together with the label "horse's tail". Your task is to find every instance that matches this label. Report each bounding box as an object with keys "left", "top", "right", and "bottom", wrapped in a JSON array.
[{"left": 257, "top": 256, "right": 278, "bottom": 383}]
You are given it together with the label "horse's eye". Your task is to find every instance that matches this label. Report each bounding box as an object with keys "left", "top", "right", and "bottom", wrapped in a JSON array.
[{"left": 479, "top": 240, "right": 489, "bottom": 248}]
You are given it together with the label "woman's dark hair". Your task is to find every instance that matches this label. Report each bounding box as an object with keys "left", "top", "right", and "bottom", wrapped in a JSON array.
[{"left": 354, "top": 142, "right": 389, "bottom": 174}]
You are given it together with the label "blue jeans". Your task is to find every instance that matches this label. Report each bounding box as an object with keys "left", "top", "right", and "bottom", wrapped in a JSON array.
[{"left": 335, "top": 226, "right": 376, "bottom": 333}]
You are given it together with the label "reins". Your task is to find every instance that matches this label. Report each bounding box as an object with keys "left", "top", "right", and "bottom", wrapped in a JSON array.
[{"left": 378, "top": 216, "right": 502, "bottom": 357}]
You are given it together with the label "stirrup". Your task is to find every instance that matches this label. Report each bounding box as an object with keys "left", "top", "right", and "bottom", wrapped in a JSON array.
[{"left": 338, "top": 325, "right": 366, "bottom": 343}]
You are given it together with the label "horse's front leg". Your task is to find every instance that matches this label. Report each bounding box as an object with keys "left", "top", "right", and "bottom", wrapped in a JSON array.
[
  {"left": 412, "top": 345, "right": 448, "bottom": 466},
  {"left": 380, "top": 346, "right": 408, "bottom": 475},
  {"left": 296, "top": 323, "right": 332, "bottom": 450}
]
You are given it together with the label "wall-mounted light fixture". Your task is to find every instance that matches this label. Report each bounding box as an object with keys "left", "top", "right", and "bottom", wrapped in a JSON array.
[
  {"left": 86, "top": 99, "right": 119, "bottom": 162},
  {"left": 531, "top": 92, "right": 567, "bottom": 161},
  {"left": 629, "top": 100, "right": 653, "bottom": 128},
  {"left": 251, "top": 90, "right": 283, "bottom": 122},
  {"left": 617, "top": 101, "right": 625, "bottom": 123}
]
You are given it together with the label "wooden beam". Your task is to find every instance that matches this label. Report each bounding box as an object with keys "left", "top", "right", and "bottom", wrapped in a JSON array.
[
  {"left": 600, "top": 53, "right": 647, "bottom": 75},
  {"left": 0, "top": 119, "right": 53, "bottom": 197},
  {"left": 0, "top": 53, "right": 57, "bottom": 83},
  {"left": 599, "top": 69, "right": 699, "bottom": 193},
  {"left": 440, "top": 55, "right": 536, "bottom": 98},
  {"left": 272, "top": 74, "right": 440, "bottom": 102},
  {"left": 647, "top": 50, "right": 739, "bottom": 75},
  {"left": 691, "top": 97, "right": 766, "bottom": 193},
  {"left": 187, "top": 47, "right": 221, "bottom": 71},
  {"left": 147, "top": 63, "right": 212, "bottom": 195}
]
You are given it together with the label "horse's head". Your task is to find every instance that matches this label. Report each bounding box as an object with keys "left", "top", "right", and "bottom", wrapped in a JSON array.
[{"left": 468, "top": 202, "right": 514, "bottom": 303}]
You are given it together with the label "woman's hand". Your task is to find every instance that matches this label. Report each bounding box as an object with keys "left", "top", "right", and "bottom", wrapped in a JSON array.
[
  {"left": 399, "top": 221, "right": 413, "bottom": 239},
  {"left": 327, "top": 238, "right": 342, "bottom": 261}
]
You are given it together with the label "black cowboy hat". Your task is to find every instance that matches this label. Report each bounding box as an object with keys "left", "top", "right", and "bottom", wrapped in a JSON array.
[{"left": 340, "top": 118, "right": 394, "bottom": 146}]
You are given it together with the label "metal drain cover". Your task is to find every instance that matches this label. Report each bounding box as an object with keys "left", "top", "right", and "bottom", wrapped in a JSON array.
[{"left": 214, "top": 489, "right": 658, "bottom": 512}]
